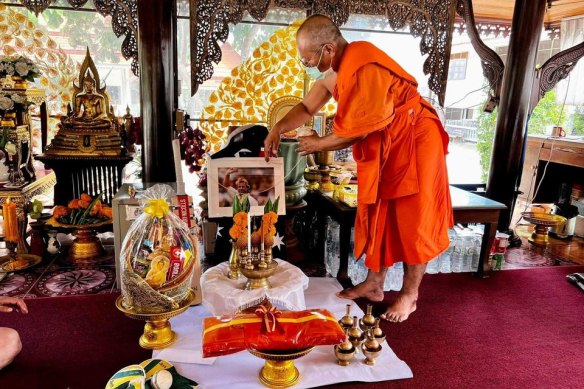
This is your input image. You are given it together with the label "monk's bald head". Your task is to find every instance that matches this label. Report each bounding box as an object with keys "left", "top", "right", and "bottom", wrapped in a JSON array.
[{"left": 297, "top": 14, "right": 342, "bottom": 52}]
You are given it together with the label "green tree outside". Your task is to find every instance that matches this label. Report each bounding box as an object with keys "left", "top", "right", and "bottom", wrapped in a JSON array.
[{"left": 476, "top": 90, "right": 566, "bottom": 182}]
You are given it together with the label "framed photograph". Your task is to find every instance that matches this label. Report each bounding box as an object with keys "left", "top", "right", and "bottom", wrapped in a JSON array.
[
  {"left": 312, "top": 112, "right": 327, "bottom": 136},
  {"left": 207, "top": 157, "right": 286, "bottom": 217}
]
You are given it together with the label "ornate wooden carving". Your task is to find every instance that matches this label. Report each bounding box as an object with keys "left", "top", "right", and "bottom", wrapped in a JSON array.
[
  {"left": 190, "top": 0, "right": 458, "bottom": 106},
  {"left": 17, "top": 0, "right": 139, "bottom": 76},
  {"left": 531, "top": 40, "right": 584, "bottom": 110},
  {"left": 456, "top": 0, "right": 504, "bottom": 110}
]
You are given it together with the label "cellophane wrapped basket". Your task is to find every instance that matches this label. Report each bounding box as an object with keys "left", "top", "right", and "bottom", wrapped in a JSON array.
[{"left": 119, "top": 184, "right": 197, "bottom": 313}]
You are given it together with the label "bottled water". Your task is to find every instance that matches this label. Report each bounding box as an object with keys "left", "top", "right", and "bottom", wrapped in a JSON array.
[
  {"left": 470, "top": 233, "right": 482, "bottom": 272},
  {"left": 383, "top": 266, "right": 394, "bottom": 291},
  {"left": 439, "top": 229, "right": 457, "bottom": 273},
  {"left": 461, "top": 233, "right": 474, "bottom": 272},
  {"left": 349, "top": 258, "right": 367, "bottom": 284},
  {"left": 425, "top": 256, "right": 440, "bottom": 274},
  {"left": 389, "top": 262, "right": 404, "bottom": 291},
  {"left": 324, "top": 217, "right": 340, "bottom": 277}
]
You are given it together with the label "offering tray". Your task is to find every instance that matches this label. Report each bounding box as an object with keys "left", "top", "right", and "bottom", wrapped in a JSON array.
[
  {"left": 46, "top": 217, "right": 112, "bottom": 262},
  {"left": 116, "top": 288, "right": 196, "bottom": 350},
  {"left": 521, "top": 212, "right": 566, "bottom": 246},
  {"left": 248, "top": 347, "right": 314, "bottom": 388}
]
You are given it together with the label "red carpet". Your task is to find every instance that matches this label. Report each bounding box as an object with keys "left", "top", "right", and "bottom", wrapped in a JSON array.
[{"left": 0, "top": 266, "right": 583, "bottom": 388}]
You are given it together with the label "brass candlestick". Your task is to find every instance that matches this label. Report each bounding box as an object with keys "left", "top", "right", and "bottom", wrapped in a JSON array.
[
  {"left": 238, "top": 247, "right": 278, "bottom": 290},
  {"left": 359, "top": 304, "right": 376, "bottom": 331},
  {"left": 347, "top": 316, "right": 364, "bottom": 353},
  {"left": 361, "top": 329, "right": 382, "bottom": 366},
  {"left": 338, "top": 304, "right": 354, "bottom": 331},
  {"left": 372, "top": 318, "right": 386, "bottom": 343},
  {"left": 334, "top": 329, "right": 356, "bottom": 366}
]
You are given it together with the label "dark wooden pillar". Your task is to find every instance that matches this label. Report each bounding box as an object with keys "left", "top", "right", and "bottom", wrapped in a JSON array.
[
  {"left": 486, "top": 0, "right": 547, "bottom": 231},
  {"left": 138, "top": 0, "right": 178, "bottom": 183}
]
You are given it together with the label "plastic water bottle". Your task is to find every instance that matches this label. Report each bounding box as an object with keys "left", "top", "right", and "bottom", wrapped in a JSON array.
[
  {"left": 451, "top": 236, "right": 463, "bottom": 273},
  {"left": 383, "top": 266, "right": 394, "bottom": 291},
  {"left": 426, "top": 256, "right": 440, "bottom": 274},
  {"left": 390, "top": 262, "right": 404, "bottom": 291},
  {"left": 462, "top": 232, "right": 474, "bottom": 272},
  {"left": 439, "top": 229, "right": 456, "bottom": 273},
  {"left": 470, "top": 233, "right": 481, "bottom": 272},
  {"left": 349, "top": 259, "right": 367, "bottom": 285}
]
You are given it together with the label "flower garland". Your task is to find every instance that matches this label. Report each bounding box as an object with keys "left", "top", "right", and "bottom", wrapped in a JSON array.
[{"left": 0, "top": 55, "right": 42, "bottom": 82}]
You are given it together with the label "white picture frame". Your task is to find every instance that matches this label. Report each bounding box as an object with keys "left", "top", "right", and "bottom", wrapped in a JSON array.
[
  {"left": 207, "top": 157, "right": 286, "bottom": 217},
  {"left": 312, "top": 112, "right": 327, "bottom": 136}
]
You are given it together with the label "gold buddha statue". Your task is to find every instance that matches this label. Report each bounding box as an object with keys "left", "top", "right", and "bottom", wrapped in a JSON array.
[
  {"left": 45, "top": 48, "right": 123, "bottom": 156},
  {"left": 61, "top": 73, "right": 111, "bottom": 130}
]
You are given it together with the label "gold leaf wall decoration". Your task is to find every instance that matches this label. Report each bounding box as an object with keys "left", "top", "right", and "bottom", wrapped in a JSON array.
[{"left": 201, "top": 20, "right": 337, "bottom": 153}]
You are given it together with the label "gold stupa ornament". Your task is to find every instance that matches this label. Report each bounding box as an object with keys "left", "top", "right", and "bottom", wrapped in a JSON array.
[{"left": 44, "top": 48, "right": 122, "bottom": 156}]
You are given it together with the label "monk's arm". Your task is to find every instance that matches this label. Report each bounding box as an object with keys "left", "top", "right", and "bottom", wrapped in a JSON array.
[{"left": 297, "top": 133, "right": 363, "bottom": 155}]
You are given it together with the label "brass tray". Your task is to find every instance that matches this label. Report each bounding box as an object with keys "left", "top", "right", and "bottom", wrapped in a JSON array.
[
  {"left": 521, "top": 212, "right": 566, "bottom": 227},
  {"left": 0, "top": 254, "right": 42, "bottom": 273},
  {"left": 45, "top": 216, "right": 112, "bottom": 229}
]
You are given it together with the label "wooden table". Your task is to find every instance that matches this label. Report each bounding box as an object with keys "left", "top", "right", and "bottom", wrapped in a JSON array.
[
  {"left": 311, "top": 186, "right": 506, "bottom": 284},
  {"left": 0, "top": 169, "right": 56, "bottom": 253}
]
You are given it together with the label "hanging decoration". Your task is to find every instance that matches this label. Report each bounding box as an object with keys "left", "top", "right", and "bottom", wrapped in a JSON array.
[
  {"left": 16, "top": 0, "right": 139, "bottom": 76},
  {"left": 190, "top": 0, "right": 458, "bottom": 106}
]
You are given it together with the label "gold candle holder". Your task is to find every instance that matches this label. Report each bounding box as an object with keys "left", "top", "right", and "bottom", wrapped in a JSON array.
[
  {"left": 338, "top": 304, "right": 354, "bottom": 331},
  {"left": 239, "top": 246, "right": 278, "bottom": 290},
  {"left": 347, "top": 316, "right": 364, "bottom": 353}
]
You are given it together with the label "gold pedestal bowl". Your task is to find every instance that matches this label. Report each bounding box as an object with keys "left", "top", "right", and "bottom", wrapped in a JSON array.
[
  {"left": 46, "top": 218, "right": 111, "bottom": 263},
  {"left": 239, "top": 260, "right": 278, "bottom": 290},
  {"left": 248, "top": 347, "right": 314, "bottom": 388},
  {"left": 115, "top": 289, "right": 196, "bottom": 350},
  {"left": 521, "top": 212, "right": 566, "bottom": 246}
]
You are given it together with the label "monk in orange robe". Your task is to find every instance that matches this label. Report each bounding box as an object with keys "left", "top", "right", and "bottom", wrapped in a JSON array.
[{"left": 264, "top": 15, "right": 453, "bottom": 322}]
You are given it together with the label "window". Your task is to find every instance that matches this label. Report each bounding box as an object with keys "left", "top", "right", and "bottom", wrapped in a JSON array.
[{"left": 448, "top": 52, "right": 468, "bottom": 80}]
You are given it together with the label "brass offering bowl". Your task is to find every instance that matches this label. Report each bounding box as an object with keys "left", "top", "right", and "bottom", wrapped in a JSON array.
[
  {"left": 46, "top": 217, "right": 111, "bottom": 263},
  {"left": 239, "top": 259, "right": 278, "bottom": 290},
  {"left": 115, "top": 289, "right": 196, "bottom": 350},
  {"left": 248, "top": 347, "right": 314, "bottom": 388},
  {"left": 521, "top": 212, "right": 566, "bottom": 246}
]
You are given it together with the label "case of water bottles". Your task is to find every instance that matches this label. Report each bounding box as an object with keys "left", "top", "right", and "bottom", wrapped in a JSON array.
[{"left": 324, "top": 217, "right": 485, "bottom": 291}]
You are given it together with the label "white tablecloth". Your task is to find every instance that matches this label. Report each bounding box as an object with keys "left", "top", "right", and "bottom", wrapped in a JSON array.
[
  {"left": 200, "top": 259, "right": 309, "bottom": 315},
  {"left": 153, "top": 277, "right": 413, "bottom": 388}
]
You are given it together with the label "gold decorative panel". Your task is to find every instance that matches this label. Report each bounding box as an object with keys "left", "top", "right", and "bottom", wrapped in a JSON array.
[{"left": 200, "top": 21, "right": 337, "bottom": 153}]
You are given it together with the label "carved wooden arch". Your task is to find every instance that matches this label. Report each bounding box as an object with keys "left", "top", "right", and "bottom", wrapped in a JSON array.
[
  {"left": 17, "top": 0, "right": 139, "bottom": 75},
  {"left": 530, "top": 40, "right": 584, "bottom": 112},
  {"left": 190, "top": 0, "right": 459, "bottom": 107},
  {"left": 456, "top": 0, "right": 505, "bottom": 110}
]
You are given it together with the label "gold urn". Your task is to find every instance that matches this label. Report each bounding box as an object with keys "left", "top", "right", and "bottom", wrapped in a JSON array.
[
  {"left": 334, "top": 329, "right": 356, "bottom": 366},
  {"left": 361, "top": 330, "right": 382, "bottom": 366}
]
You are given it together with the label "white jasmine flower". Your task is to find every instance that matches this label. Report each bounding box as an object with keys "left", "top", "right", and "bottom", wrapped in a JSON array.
[
  {"left": 14, "top": 61, "right": 29, "bottom": 77},
  {"left": 4, "top": 142, "right": 16, "bottom": 156},
  {"left": 11, "top": 94, "right": 26, "bottom": 104},
  {"left": 0, "top": 96, "right": 14, "bottom": 111}
]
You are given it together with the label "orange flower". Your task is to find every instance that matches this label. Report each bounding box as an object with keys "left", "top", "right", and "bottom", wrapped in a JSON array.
[
  {"left": 89, "top": 201, "right": 102, "bottom": 216},
  {"left": 233, "top": 211, "right": 248, "bottom": 226},
  {"left": 268, "top": 226, "right": 276, "bottom": 237},
  {"left": 99, "top": 207, "right": 112, "bottom": 220},
  {"left": 53, "top": 206, "right": 70, "bottom": 219},
  {"left": 78, "top": 199, "right": 90, "bottom": 209},
  {"left": 229, "top": 225, "right": 242, "bottom": 240},
  {"left": 68, "top": 199, "right": 80, "bottom": 209},
  {"left": 262, "top": 211, "right": 277, "bottom": 225},
  {"left": 80, "top": 193, "right": 92, "bottom": 203}
]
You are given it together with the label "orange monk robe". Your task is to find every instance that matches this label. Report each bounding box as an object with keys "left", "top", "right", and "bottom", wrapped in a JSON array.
[{"left": 333, "top": 41, "right": 453, "bottom": 272}]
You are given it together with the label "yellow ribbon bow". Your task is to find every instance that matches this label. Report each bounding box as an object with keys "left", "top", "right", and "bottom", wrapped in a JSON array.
[
  {"left": 144, "top": 198, "right": 170, "bottom": 219},
  {"left": 255, "top": 305, "right": 282, "bottom": 333}
]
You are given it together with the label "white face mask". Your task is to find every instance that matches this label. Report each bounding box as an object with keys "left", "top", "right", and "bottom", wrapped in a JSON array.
[{"left": 305, "top": 46, "right": 332, "bottom": 80}]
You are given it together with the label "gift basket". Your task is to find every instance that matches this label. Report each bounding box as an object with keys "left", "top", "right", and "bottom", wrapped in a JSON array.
[{"left": 119, "top": 184, "right": 197, "bottom": 314}]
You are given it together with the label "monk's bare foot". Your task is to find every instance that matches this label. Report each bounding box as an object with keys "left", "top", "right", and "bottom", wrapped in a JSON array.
[
  {"left": 380, "top": 292, "right": 417, "bottom": 322},
  {"left": 336, "top": 281, "right": 384, "bottom": 302}
]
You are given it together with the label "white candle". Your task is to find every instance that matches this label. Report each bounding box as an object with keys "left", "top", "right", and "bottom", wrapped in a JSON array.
[{"left": 247, "top": 212, "right": 251, "bottom": 253}]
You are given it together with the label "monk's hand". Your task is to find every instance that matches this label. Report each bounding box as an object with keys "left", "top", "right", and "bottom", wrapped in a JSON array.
[
  {"left": 0, "top": 297, "right": 28, "bottom": 314},
  {"left": 297, "top": 134, "right": 321, "bottom": 156},
  {"left": 264, "top": 129, "right": 280, "bottom": 162}
]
